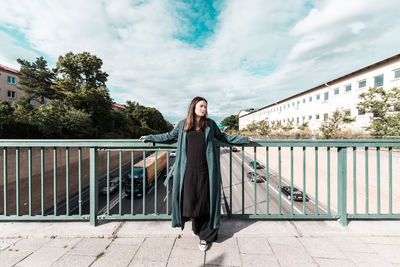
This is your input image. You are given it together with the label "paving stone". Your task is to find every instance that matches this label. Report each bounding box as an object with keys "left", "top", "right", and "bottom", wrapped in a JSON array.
[
  {"left": 112, "top": 237, "right": 145, "bottom": 246},
  {"left": 327, "top": 237, "right": 375, "bottom": 253},
  {"left": 344, "top": 251, "right": 393, "bottom": 267},
  {"left": 118, "top": 221, "right": 182, "bottom": 237},
  {"left": 167, "top": 247, "right": 204, "bottom": 267},
  {"left": 205, "top": 244, "right": 241, "bottom": 266},
  {"left": 0, "top": 250, "right": 32, "bottom": 267},
  {"left": 241, "top": 254, "right": 280, "bottom": 267},
  {"left": 299, "top": 237, "right": 347, "bottom": 259},
  {"left": 211, "top": 237, "right": 237, "bottom": 248},
  {"left": 14, "top": 246, "right": 68, "bottom": 267},
  {"left": 174, "top": 236, "right": 200, "bottom": 250},
  {"left": 10, "top": 238, "right": 51, "bottom": 251},
  {"left": 91, "top": 244, "right": 139, "bottom": 267},
  {"left": 314, "top": 258, "right": 356, "bottom": 267},
  {"left": 50, "top": 254, "right": 95, "bottom": 267},
  {"left": 129, "top": 260, "right": 166, "bottom": 267},
  {"left": 132, "top": 237, "right": 174, "bottom": 263},
  {"left": 67, "top": 238, "right": 111, "bottom": 256},
  {"left": 46, "top": 238, "right": 82, "bottom": 249},
  {"left": 0, "top": 239, "right": 18, "bottom": 251},
  {"left": 268, "top": 237, "right": 317, "bottom": 266},
  {"left": 237, "top": 237, "right": 273, "bottom": 255},
  {"left": 369, "top": 243, "right": 400, "bottom": 264},
  {"left": 359, "top": 236, "right": 400, "bottom": 245}
]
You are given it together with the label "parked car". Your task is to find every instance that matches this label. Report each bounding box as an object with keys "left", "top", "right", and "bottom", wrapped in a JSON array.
[
  {"left": 101, "top": 177, "right": 120, "bottom": 195},
  {"left": 249, "top": 161, "right": 262, "bottom": 169},
  {"left": 247, "top": 172, "right": 264, "bottom": 182},
  {"left": 232, "top": 146, "right": 239, "bottom": 152},
  {"left": 279, "top": 185, "right": 309, "bottom": 201},
  {"left": 170, "top": 151, "right": 176, "bottom": 157}
]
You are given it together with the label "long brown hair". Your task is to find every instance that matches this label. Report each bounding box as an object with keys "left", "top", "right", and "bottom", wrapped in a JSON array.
[{"left": 184, "top": 96, "right": 209, "bottom": 132}]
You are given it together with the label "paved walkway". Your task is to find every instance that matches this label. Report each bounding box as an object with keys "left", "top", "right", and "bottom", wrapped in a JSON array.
[{"left": 1, "top": 219, "right": 400, "bottom": 266}]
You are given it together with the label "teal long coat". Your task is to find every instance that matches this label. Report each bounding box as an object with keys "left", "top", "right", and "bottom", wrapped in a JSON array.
[{"left": 145, "top": 118, "right": 248, "bottom": 229}]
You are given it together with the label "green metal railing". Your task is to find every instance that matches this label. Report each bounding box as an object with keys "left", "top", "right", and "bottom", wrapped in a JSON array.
[{"left": 0, "top": 139, "right": 399, "bottom": 226}]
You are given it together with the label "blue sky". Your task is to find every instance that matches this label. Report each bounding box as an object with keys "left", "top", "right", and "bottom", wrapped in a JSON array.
[{"left": 1, "top": 0, "right": 400, "bottom": 124}]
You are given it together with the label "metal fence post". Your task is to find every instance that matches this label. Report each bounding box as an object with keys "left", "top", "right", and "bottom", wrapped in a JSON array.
[
  {"left": 90, "top": 148, "right": 98, "bottom": 226},
  {"left": 338, "top": 147, "right": 347, "bottom": 226}
]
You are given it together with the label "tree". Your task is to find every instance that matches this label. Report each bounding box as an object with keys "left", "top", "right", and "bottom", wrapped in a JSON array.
[
  {"left": 298, "top": 121, "right": 309, "bottom": 131},
  {"left": 246, "top": 120, "right": 258, "bottom": 132},
  {"left": 281, "top": 120, "right": 294, "bottom": 133},
  {"left": 16, "top": 57, "right": 60, "bottom": 104},
  {"left": 271, "top": 120, "right": 282, "bottom": 131},
  {"left": 221, "top": 115, "right": 239, "bottom": 130},
  {"left": 256, "top": 119, "right": 271, "bottom": 136},
  {"left": 55, "top": 52, "right": 113, "bottom": 137},
  {"left": 55, "top": 52, "right": 108, "bottom": 93},
  {"left": 357, "top": 87, "right": 400, "bottom": 137},
  {"left": 319, "top": 109, "right": 355, "bottom": 138}
]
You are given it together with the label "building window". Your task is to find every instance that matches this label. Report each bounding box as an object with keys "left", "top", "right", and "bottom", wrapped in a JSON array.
[
  {"left": 334, "top": 88, "right": 339, "bottom": 95},
  {"left": 316, "top": 114, "right": 320, "bottom": 120},
  {"left": 292, "top": 102, "right": 295, "bottom": 107},
  {"left": 296, "top": 117, "right": 299, "bottom": 123},
  {"left": 30, "top": 99, "right": 35, "bottom": 106},
  {"left": 316, "top": 94, "right": 320, "bottom": 100},
  {"left": 7, "top": 76, "right": 16, "bottom": 85},
  {"left": 309, "top": 96, "right": 312, "bottom": 102},
  {"left": 302, "top": 116, "right": 305, "bottom": 121},
  {"left": 395, "top": 69, "right": 400, "bottom": 79},
  {"left": 324, "top": 92, "right": 329, "bottom": 100},
  {"left": 374, "top": 74, "right": 384, "bottom": 87},
  {"left": 303, "top": 98, "right": 306, "bottom": 103},
  {"left": 324, "top": 113, "right": 328, "bottom": 121},
  {"left": 358, "top": 80, "right": 366, "bottom": 88},
  {"left": 358, "top": 108, "right": 366, "bottom": 115},
  {"left": 345, "top": 85, "right": 352, "bottom": 92},
  {"left": 308, "top": 115, "right": 312, "bottom": 120},
  {"left": 8, "top": 91, "right": 16, "bottom": 99},
  {"left": 297, "top": 100, "right": 300, "bottom": 105}
]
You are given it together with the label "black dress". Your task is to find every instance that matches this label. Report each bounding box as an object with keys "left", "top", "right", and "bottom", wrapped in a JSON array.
[
  {"left": 182, "top": 130, "right": 210, "bottom": 217},
  {"left": 182, "top": 129, "right": 218, "bottom": 242}
]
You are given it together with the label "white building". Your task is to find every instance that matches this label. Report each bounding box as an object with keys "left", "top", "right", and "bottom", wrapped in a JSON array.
[{"left": 239, "top": 54, "right": 400, "bottom": 132}]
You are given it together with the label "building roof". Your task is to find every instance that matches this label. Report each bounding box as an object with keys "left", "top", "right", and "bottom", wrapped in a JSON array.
[
  {"left": 241, "top": 53, "right": 400, "bottom": 118},
  {"left": 112, "top": 102, "right": 126, "bottom": 110},
  {"left": 0, "top": 64, "right": 19, "bottom": 75}
]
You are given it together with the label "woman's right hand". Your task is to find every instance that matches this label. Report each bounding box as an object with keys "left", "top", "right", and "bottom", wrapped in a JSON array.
[{"left": 139, "top": 136, "right": 146, "bottom": 142}]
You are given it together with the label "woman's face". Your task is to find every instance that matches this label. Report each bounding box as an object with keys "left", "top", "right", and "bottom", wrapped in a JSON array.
[{"left": 194, "top": 100, "right": 207, "bottom": 118}]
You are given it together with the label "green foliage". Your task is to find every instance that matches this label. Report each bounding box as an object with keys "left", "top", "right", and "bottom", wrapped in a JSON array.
[
  {"left": 298, "top": 121, "right": 309, "bottom": 131},
  {"left": 281, "top": 120, "right": 294, "bottom": 132},
  {"left": 319, "top": 109, "right": 355, "bottom": 139},
  {"left": 271, "top": 120, "right": 282, "bottom": 131},
  {"left": 358, "top": 87, "right": 400, "bottom": 137},
  {"left": 245, "top": 119, "right": 270, "bottom": 136},
  {"left": 221, "top": 114, "right": 239, "bottom": 130},
  {"left": 129, "top": 102, "right": 173, "bottom": 133},
  {"left": 246, "top": 120, "right": 258, "bottom": 132},
  {"left": 16, "top": 57, "right": 61, "bottom": 104}
]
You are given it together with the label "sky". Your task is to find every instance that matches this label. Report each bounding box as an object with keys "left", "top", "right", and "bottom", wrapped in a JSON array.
[{"left": 1, "top": 0, "right": 400, "bottom": 124}]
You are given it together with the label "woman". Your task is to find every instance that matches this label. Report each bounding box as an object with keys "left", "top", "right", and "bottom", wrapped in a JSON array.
[{"left": 140, "top": 96, "right": 250, "bottom": 251}]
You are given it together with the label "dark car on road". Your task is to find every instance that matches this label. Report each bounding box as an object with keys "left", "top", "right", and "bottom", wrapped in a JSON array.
[
  {"left": 101, "top": 177, "right": 120, "bottom": 195},
  {"left": 249, "top": 161, "right": 262, "bottom": 169},
  {"left": 279, "top": 185, "right": 309, "bottom": 201},
  {"left": 232, "top": 146, "right": 239, "bottom": 152},
  {"left": 247, "top": 171, "right": 264, "bottom": 182}
]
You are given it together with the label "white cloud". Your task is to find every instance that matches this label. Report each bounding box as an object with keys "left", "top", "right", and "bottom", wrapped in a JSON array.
[{"left": 1, "top": 0, "right": 400, "bottom": 123}]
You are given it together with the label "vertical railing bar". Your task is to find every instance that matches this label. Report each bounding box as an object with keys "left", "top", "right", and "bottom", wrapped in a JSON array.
[
  {"left": 338, "top": 147, "right": 348, "bottom": 226},
  {"left": 327, "top": 147, "right": 331, "bottom": 215},
  {"left": 28, "top": 148, "right": 32, "bottom": 216},
  {"left": 78, "top": 148, "right": 82, "bottom": 216},
  {"left": 89, "top": 148, "right": 98, "bottom": 226},
  {"left": 154, "top": 151, "right": 158, "bottom": 214},
  {"left": 131, "top": 151, "right": 134, "bottom": 215},
  {"left": 302, "top": 147, "right": 306, "bottom": 214},
  {"left": 389, "top": 147, "right": 392, "bottom": 215},
  {"left": 3, "top": 148, "right": 7, "bottom": 216},
  {"left": 241, "top": 147, "right": 244, "bottom": 215},
  {"left": 65, "top": 148, "right": 69, "bottom": 216},
  {"left": 365, "top": 147, "right": 369, "bottom": 214},
  {"left": 353, "top": 147, "right": 356, "bottom": 214},
  {"left": 166, "top": 151, "right": 169, "bottom": 215},
  {"left": 278, "top": 147, "right": 282, "bottom": 215},
  {"left": 106, "top": 151, "right": 110, "bottom": 215},
  {"left": 53, "top": 147, "right": 57, "bottom": 216},
  {"left": 253, "top": 147, "right": 257, "bottom": 215},
  {"left": 143, "top": 151, "right": 146, "bottom": 215},
  {"left": 315, "top": 147, "right": 318, "bottom": 215},
  {"left": 119, "top": 151, "right": 122, "bottom": 215},
  {"left": 377, "top": 147, "right": 380, "bottom": 215},
  {"left": 290, "top": 147, "right": 294, "bottom": 215},
  {"left": 16, "top": 148, "right": 20, "bottom": 216},
  {"left": 266, "top": 147, "right": 269, "bottom": 215},
  {"left": 229, "top": 147, "right": 232, "bottom": 215},
  {"left": 41, "top": 148, "right": 45, "bottom": 216}
]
